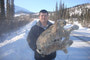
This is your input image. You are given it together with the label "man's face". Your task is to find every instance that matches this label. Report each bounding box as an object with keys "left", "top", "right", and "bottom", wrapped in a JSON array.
[{"left": 39, "top": 13, "right": 48, "bottom": 23}]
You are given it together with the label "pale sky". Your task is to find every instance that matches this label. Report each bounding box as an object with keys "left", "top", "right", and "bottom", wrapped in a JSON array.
[{"left": 14, "top": 0, "right": 90, "bottom": 12}]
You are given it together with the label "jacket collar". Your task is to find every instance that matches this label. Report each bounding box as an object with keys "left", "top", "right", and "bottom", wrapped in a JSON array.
[{"left": 36, "top": 20, "right": 52, "bottom": 30}]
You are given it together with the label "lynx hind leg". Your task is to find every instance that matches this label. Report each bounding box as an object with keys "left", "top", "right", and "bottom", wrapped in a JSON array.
[
  {"left": 61, "top": 39, "right": 73, "bottom": 53},
  {"left": 63, "top": 48, "right": 68, "bottom": 53},
  {"left": 61, "top": 40, "right": 73, "bottom": 54},
  {"left": 62, "top": 39, "right": 73, "bottom": 47}
]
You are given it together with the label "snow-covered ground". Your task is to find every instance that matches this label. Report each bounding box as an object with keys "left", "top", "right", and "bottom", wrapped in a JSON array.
[{"left": 0, "top": 20, "right": 90, "bottom": 60}]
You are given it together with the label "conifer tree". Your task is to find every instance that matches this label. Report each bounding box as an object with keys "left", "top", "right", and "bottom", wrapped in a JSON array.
[
  {"left": 10, "top": 0, "right": 14, "bottom": 19},
  {"left": 6, "top": 0, "right": 11, "bottom": 20},
  {"left": 0, "top": 0, "right": 5, "bottom": 20},
  {"left": 58, "top": 1, "right": 65, "bottom": 19},
  {"left": 55, "top": 2, "right": 58, "bottom": 21}
]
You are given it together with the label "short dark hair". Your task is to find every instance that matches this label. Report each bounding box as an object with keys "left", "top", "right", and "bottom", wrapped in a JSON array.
[{"left": 39, "top": 9, "right": 48, "bottom": 15}]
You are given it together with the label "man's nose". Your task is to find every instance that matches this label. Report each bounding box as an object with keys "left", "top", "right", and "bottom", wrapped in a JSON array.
[{"left": 42, "top": 16, "right": 46, "bottom": 18}]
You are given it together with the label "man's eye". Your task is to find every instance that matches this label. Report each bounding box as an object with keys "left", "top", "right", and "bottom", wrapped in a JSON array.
[{"left": 41, "top": 15, "right": 47, "bottom": 17}]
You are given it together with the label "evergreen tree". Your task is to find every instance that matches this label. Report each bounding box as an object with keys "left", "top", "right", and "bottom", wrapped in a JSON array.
[
  {"left": 0, "top": 0, "right": 1, "bottom": 19},
  {"left": 10, "top": 0, "right": 14, "bottom": 19},
  {"left": 54, "top": 2, "right": 58, "bottom": 21},
  {"left": 65, "top": 7, "right": 70, "bottom": 19},
  {"left": 62, "top": 3, "right": 65, "bottom": 19},
  {"left": 54, "top": 0, "right": 66, "bottom": 20},
  {"left": 6, "top": 0, "right": 11, "bottom": 20},
  {"left": 59, "top": 0, "right": 63, "bottom": 19},
  {"left": 0, "top": 0, "right": 5, "bottom": 20},
  {"left": 85, "top": 9, "right": 90, "bottom": 27}
]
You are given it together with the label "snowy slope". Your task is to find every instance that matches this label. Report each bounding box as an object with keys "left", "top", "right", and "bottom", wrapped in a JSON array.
[
  {"left": 0, "top": 20, "right": 90, "bottom": 60},
  {"left": 68, "top": 3, "right": 90, "bottom": 16},
  {"left": 15, "top": 6, "right": 34, "bottom": 14}
]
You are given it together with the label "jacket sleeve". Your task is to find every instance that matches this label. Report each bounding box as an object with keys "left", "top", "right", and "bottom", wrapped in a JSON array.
[{"left": 27, "top": 26, "right": 37, "bottom": 51}]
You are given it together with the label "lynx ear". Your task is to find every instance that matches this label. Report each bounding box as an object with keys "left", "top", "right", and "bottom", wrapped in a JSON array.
[{"left": 63, "top": 49, "right": 68, "bottom": 54}]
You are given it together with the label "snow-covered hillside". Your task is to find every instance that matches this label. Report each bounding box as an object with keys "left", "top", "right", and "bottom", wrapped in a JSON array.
[
  {"left": 68, "top": 3, "right": 90, "bottom": 16},
  {"left": 15, "top": 6, "right": 34, "bottom": 14},
  {"left": 0, "top": 20, "right": 90, "bottom": 60}
]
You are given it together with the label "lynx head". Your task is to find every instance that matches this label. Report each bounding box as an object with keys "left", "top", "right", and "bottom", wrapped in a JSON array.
[{"left": 55, "top": 19, "right": 66, "bottom": 27}]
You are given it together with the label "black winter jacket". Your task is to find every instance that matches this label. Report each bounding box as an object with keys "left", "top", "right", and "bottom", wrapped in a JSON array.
[{"left": 27, "top": 21, "right": 56, "bottom": 60}]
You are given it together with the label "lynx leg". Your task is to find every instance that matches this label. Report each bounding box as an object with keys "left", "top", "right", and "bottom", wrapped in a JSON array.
[{"left": 63, "top": 49, "right": 68, "bottom": 53}]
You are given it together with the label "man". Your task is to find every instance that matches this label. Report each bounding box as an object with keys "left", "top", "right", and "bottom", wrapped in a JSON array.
[{"left": 27, "top": 9, "right": 56, "bottom": 60}]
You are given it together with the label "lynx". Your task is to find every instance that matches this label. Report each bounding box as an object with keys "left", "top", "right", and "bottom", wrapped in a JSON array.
[{"left": 36, "top": 20, "right": 79, "bottom": 56}]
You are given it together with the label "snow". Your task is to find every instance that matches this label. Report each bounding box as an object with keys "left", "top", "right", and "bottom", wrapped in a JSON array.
[
  {"left": 69, "top": 8, "right": 82, "bottom": 16},
  {"left": 14, "top": 13, "right": 30, "bottom": 17},
  {"left": 86, "top": 5, "right": 90, "bottom": 8},
  {"left": 0, "top": 19, "right": 90, "bottom": 60}
]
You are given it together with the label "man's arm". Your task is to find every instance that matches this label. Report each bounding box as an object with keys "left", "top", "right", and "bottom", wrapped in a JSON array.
[{"left": 27, "top": 26, "right": 37, "bottom": 51}]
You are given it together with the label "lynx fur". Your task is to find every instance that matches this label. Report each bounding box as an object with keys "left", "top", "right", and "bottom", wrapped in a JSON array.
[{"left": 36, "top": 20, "right": 79, "bottom": 55}]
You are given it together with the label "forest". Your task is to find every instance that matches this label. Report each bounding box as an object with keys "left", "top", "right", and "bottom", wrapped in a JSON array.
[{"left": 0, "top": 0, "right": 31, "bottom": 35}]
